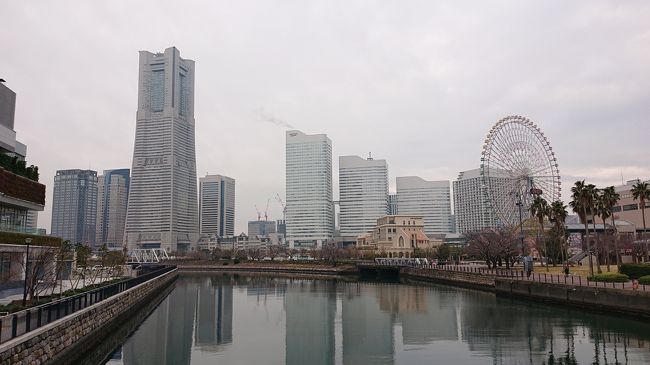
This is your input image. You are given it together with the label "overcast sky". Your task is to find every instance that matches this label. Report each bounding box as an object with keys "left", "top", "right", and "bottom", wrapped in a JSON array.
[{"left": 2, "top": 0, "right": 649, "bottom": 233}]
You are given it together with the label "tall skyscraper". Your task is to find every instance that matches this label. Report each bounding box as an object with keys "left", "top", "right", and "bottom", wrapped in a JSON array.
[
  {"left": 125, "top": 47, "right": 199, "bottom": 253},
  {"left": 51, "top": 169, "right": 98, "bottom": 245},
  {"left": 199, "top": 174, "right": 235, "bottom": 237},
  {"left": 285, "top": 130, "right": 334, "bottom": 248},
  {"left": 453, "top": 168, "right": 509, "bottom": 233},
  {"left": 338, "top": 155, "right": 388, "bottom": 240},
  {"left": 96, "top": 169, "right": 130, "bottom": 249},
  {"left": 396, "top": 176, "right": 453, "bottom": 235}
]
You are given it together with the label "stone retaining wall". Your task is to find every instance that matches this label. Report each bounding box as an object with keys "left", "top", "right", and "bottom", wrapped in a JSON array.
[
  {"left": 0, "top": 269, "right": 178, "bottom": 365},
  {"left": 179, "top": 264, "right": 358, "bottom": 275},
  {"left": 495, "top": 278, "right": 650, "bottom": 318},
  {"left": 400, "top": 267, "right": 495, "bottom": 289}
]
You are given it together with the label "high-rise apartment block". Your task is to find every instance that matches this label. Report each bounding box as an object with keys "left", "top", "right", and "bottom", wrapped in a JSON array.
[
  {"left": 125, "top": 47, "right": 199, "bottom": 252},
  {"left": 338, "top": 155, "right": 388, "bottom": 239},
  {"left": 453, "top": 168, "right": 507, "bottom": 233},
  {"left": 285, "top": 130, "right": 334, "bottom": 248},
  {"left": 51, "top": 169, "right": 98, "bottom": 245},
  {"left": 396, "top": 176, "right": 453, "bottom": 235},
  {"left": 199, "top": 174, "right": 235, "bottom": 237},
  {"left": 248, "top": 220, "right": 276, "bottom": 238},
  {"left": 96, "top": 169, "right": 130, "bottom": 249}
]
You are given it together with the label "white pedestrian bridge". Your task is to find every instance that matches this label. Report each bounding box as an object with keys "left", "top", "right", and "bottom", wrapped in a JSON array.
[{"left": 127, "top": 248, "right": 171, "bottom": 264}]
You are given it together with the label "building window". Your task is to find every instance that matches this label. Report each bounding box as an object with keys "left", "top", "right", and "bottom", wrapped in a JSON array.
[
  {"left": 623, "top": 204, "right": 638, "bottom": 211},
  {"left": 179, "top": 72, "right": 188, "bottom": 117},
  {"left": 611, "top": 206, "right": 621, "bottom": 213},
  {"left": 151, "top": 69, "right": 165, "bottom": 111}
]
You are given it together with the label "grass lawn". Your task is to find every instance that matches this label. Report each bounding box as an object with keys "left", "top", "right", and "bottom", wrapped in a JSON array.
[{"left": 542, "top": 264, "right": 619, "bottom": 277}]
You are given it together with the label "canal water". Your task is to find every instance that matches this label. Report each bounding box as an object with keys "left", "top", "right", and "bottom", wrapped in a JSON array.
[{"left": 96, "top": 273, "right": 650, "bottom": 365}]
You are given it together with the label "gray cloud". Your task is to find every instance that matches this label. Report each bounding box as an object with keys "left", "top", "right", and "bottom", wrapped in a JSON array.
[{"left": 1, "top": 0, "right": 649, "bottom": 232}]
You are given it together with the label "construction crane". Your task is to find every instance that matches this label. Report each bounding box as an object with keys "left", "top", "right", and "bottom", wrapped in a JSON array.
[
  {"left": 276, "top": 193, "right": 287, "bottom": 221},
  {"left": 264, "top": 198, "right": 270, "bottom": 221},
  {"left": 254, "top": 205, "right": 261, "bottom": 221}
]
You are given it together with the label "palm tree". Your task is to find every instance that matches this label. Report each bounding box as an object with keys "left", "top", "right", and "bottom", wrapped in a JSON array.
[
  {"left": 601, "top": 186, "right": 621, "bottom": 269},
  {"left": 531, "top": 196, "right": 550, "bottom": 271},
  {"left": 590, "top": 187, "right": 602, "bottom": 274},
  {"left": 631, "top": 181, "right": 650, "bottom": 262},
  {"left": 596, "top": 194, "right": 612, "bottom": 272},
  {"left": 550, "top": 200, "right": 568, "bottom": 263},
  {"left": 570, "top": 180, "right": 596, "bottom": 276}
]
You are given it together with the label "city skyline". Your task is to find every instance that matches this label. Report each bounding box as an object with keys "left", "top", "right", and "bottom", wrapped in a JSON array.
[{"left": 2, "top": 1, "right": 650, "bottom": 234}]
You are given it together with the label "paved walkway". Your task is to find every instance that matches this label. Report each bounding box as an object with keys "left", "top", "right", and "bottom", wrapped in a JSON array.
[
  {"left": 392, "top": 263, "right": 649, "bottom": 292},
  {"left": 0, "top": 278, "right": 115, "bottom": 305}
]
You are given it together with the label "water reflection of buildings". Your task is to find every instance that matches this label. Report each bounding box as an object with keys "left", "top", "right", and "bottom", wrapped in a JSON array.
[
  {"left": 285, "top": 280, "right": 336, "bottom": 365},
  {"left": 342, "top": 283, "right": 394, "bottom": 365},
  {"left": 374, "top": 283, "right": 460, "bottom": 344},
  {"left": 116, "top": 275, "right": 650, "bottom": 365},
  {"left": 195, "top": 277, "right": 233, "bottom": 350},
  {"left": 122, "top": 276, "right": 233, "bottom": 365},
  {"left": 397, "top": 287, "right": 459, "bottom": 344},
  {"left": 122, "top": 280, "right": 195, "bottom": 364}
]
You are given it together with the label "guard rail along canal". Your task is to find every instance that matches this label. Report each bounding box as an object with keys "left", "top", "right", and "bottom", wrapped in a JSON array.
[{"left": 0, "top": 265, "right": 178, "bottom": 365}]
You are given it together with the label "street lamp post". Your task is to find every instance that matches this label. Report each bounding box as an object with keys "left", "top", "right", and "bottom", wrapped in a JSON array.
[
  {"left": 516, "top": 196, "right": 525, "bottom": 257},
  {"left": 22, "top": 237, "right": 32, "bottom": 306}
]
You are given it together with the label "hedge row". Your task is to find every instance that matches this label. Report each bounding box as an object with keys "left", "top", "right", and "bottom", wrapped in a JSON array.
[
  {"left": 619, "top": 263, "right": 650, "bottom": 279},
  {"left": 639, "top": 275, "right": 650, "bottom": 285},
  {"left": 587, "top": 273, "right": 629, "bottom": 282},
  {"left": 0, "top": 231, "right": 62, "bottom": 246}
]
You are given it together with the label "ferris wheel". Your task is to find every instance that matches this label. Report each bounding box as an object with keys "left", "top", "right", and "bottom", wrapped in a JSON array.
[{"left": 481, "top": 115, "right": 561, "bottom": 227}]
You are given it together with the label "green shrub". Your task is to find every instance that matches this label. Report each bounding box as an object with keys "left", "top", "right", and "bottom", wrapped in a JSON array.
[
  {"left": 619, "top": 263, "right": 650, "bottom": 279},
  {"left": 638, "top": 275, "right": 650, "bottom": 285},
  {"left": 0, "top": 153, "right": 39, "bottom": 181},
  {"left": 588, "top": 273, "right": 629, "bottom": 282}
]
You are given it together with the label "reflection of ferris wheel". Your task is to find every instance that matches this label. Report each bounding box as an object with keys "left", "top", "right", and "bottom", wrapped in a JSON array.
[{"left": 481, "top": 115, "right": 561, "bottom": 226}]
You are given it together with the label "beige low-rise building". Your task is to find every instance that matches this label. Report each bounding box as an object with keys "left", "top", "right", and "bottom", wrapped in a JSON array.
[
  {"left": 356, "top": 215, "right": 440, "bottom": 258},
  {"left": 613, "top": 179, "right": 650, "bottom": 232}
]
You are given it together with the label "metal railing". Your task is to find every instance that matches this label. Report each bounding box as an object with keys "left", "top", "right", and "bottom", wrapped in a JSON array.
[
  {"left": 391, "top": 262, "right": 648, "bottom": 292},
  {"left": 496, "top": 270, "right": 648, "bottom": 291},
  {"left": 0, "top": 265, "right": 176, "bottom": 344}
]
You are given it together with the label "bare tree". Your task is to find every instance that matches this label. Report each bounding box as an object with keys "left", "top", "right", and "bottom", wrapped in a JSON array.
[
  {"left": 235, "top": 249, "right": 248, "bottom": 261},
  {"left": 268, "top": 245, "right": 285, "bottom": 261},
  {"left": 14, "top": 245, "right": 58, "bottom": 303},
  {"left": 465, "top": 227, "right": 519, "bottom": 269},
  {"left": 248, "top": 248, "right": 262, "bottom": 261}
]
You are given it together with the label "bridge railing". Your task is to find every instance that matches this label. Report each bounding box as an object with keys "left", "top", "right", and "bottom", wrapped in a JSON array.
[
  {"left": 127, "top": 248, "right": 171, "bottom": 264},
  {"left": 369, "top": 259, "right": 522, "bottom": 276},
  {"left": 0, "top": 265, "right": 176, "bottom": 345}
]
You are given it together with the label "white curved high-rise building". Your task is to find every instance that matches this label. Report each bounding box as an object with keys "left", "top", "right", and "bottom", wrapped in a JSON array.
[
  {"left": 339, "top": 155, "right": 388, "bottom": 240},
  {"left": 396, "top": 176, "right": 453, "bottom": 235},
  {"left": 125, "top": 47, "right": 199, "bottom": 253}
]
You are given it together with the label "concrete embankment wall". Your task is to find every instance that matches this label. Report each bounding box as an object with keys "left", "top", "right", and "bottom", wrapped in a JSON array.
[
  {"left": 179, "top": 264, "right": 358, "bottom": 276},
  {"left": 400, "top": 267, "right": 495, "bottom": 290},
  {"left": 0, "top": 268, "right": 178, "bottom": 365},
  {"left": 495, "top": 279, "right": 650, "bottom": 318}
]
